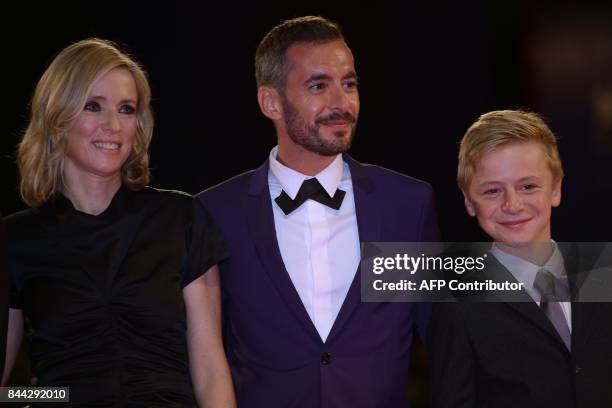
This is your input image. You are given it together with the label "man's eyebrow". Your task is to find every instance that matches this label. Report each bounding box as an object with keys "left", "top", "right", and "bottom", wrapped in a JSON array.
[
  {"left": 343, "top": 71, "right": 358, "bottom": 81},
  {"left": 305, "top": 73, "right": 332, "bottom": 83},
  {"left": 304, "top": 71, "right": 359, "bottom": 84}
]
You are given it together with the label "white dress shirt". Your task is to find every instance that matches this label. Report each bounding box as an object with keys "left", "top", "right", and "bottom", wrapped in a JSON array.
[
  {"left": 268, "top": 146, "right": 360, "bottom": 342},
  {"left": 491, "top": 242, "right": 572, "bottom": 331}
]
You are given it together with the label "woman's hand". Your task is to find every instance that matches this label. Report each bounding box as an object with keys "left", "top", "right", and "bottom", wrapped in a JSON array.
[
  {"left": 1, "top": 308, "right": 24, "bottom": 386},
  {"left": 184, "top": 265, "right": 236, "bottom": 408}
]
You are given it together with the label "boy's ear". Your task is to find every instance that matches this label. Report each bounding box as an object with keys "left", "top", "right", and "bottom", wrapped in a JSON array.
[
  {"left": 463, "top": 191, "right": 476, "bottom": 217},
  {"left": 257, "top": 85, "right": 283, "bottom": 121},
  {"left": 551, "top": 176, "right": 562, "bottom": 207}
]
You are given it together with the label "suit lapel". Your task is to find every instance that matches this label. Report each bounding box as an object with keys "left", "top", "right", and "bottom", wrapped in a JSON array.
[
  {"left": 485, "top": 255, "right": 572, "bottom": 353},
  {"left": 562, "top": 243, "right": 600, "bottom": 351},
  {"left": 327, "top": 155, "right": 382, "bottom": 343},
  {"left": 571, "top": 301, "right": 594, "bottom": 353},
  {"left": 245, "top": 161, "right": 322, "bottom": 343},
  {"left": 504, "top": 301, "right": 571, "bottom": 352}
]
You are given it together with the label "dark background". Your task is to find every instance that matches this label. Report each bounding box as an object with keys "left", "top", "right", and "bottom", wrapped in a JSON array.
[
  {"left": 2, "top": 1, "right": 611, "bottom": 405},
  {"left": 2, "top": 2, "right": 612, "bottom": 240}
]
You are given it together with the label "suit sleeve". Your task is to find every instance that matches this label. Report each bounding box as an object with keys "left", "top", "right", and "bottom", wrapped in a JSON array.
[
  {"left": 415, "top": 185, "right": 440, "bottom": 340},
  {"left": 418, "top": 185, "right": 440, "bottom": 242},
  {"left": 428, "top": 302, "right": 476, "bottom": 408}
]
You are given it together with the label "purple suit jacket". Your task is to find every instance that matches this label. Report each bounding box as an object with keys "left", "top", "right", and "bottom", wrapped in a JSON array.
[{"left": 197, "top": 155, "right": 439, "bottom": 407}]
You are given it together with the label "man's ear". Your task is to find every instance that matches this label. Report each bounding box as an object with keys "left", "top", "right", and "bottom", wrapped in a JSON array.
[
  {"left": 257, "top": 86, "right": 283, "bottom": 121},
  {"left": 551, "top": 176, "right": 562, "bottom": 207},
  {"left": 463, "top": 191, "right": 476, "bottom": 217}
]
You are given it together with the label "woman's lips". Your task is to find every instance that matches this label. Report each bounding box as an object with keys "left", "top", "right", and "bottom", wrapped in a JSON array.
[{"left": 92, "top": 141, "right": 121, "bottom": 151}]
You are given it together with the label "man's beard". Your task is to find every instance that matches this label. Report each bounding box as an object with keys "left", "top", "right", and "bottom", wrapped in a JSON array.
[{"left": 282, "top": 96, "right": 357, "bottom": 156}]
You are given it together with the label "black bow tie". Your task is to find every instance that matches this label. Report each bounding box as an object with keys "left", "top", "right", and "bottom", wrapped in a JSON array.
[{"left": 275, "top": 178, "right": 346, "bottom": 215}]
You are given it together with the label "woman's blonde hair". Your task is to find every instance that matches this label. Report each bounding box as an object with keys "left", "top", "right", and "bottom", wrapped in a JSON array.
[
  {"left": 18, "top": 38, "right": 153, "bottom": 207},
  {"left": 458, "top": 110, "right": 563, "bottom": 193}
]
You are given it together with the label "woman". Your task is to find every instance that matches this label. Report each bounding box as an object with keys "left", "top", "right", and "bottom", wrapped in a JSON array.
[{"left": 2, "top": 38, "right": 235, "bottom": 407}]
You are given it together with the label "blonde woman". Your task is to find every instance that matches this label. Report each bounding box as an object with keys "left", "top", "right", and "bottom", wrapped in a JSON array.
[{"left": 2, "top": 38, "right": 235, "bottom": 407}]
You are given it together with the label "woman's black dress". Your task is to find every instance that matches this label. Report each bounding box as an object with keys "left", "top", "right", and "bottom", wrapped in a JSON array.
[{"left": 5, "top": 186, "right": 228, "bottom": 407}]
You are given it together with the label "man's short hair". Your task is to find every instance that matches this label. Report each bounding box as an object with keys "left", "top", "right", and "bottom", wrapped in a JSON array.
[
  {"left": 458, "top": 110, "right": 564, "bottom": 192},
  {"left": 255, "top": 16, "right": 344, "bottom": 90}
]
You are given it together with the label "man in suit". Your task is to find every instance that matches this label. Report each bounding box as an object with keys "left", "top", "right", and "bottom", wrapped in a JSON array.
[
  {"left": 429, "top": 110, "right": 612, "bottom": 408},
  {"left": 197, "top": 16, "right": 439, "bottom": 407}
]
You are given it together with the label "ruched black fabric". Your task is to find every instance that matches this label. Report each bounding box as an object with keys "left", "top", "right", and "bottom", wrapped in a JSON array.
[{"left": 4, "top": 186, "right": 229, "bottom": 407}]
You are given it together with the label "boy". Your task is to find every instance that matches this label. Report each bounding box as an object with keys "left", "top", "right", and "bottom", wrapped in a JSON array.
[{"left": 429, "top": 110, "right": 612, "bottom": 408}]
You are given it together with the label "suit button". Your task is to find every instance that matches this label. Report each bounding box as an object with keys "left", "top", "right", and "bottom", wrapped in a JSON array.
[
  {"left": 320, "top": 352, "right": 331, "bottom": 365},
  {"left": 575, "top": 366, "right": 582, "bottom": 374}
]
